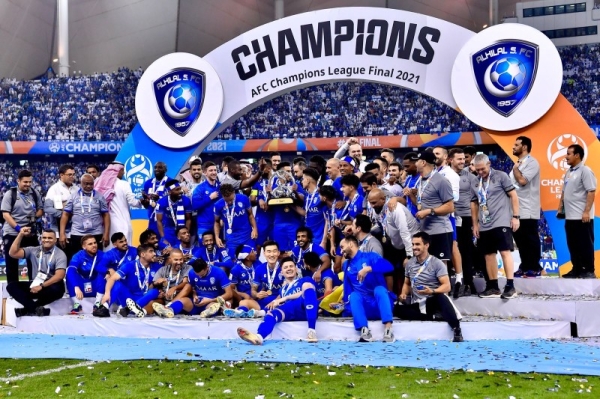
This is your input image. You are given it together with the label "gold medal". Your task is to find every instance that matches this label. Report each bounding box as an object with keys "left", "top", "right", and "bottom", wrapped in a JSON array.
[
  {"left": 266, "top": 290, "right": 272, "bottom": 295},
  {"left": 382, "top": 236, "right": 387, "bottom": 243},
  {"left": 417, "top": 204, "right": 422, "bottom": 211},
  {"left": 284, "top": 207, "right": 290, "bottom": 212}
]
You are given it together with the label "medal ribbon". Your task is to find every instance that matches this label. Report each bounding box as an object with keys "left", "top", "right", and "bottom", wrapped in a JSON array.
[
  {"left": 266, "top": 262, "right": 279, "bottom": 290},
  {"left": 38, "top": 247, "right": 55, "bottom": 274},
  {"left": 135, "top": 260, "right": 151, "bottom": 292}
]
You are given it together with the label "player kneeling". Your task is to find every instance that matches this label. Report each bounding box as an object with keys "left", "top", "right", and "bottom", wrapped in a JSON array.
[
  {"left": 152, "top": 257, "right": 233, "bottom": 318},
  {"left": 237, "top": 257, "right": 319, "bottom": 345}
]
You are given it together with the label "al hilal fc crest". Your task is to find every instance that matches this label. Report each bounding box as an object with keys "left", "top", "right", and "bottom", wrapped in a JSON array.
[
  {"left": 471, "top": 40, "right": 538, "bottom": 117},
  {"left": 153, "top": 68, "right": 205, "bottom": 136}
]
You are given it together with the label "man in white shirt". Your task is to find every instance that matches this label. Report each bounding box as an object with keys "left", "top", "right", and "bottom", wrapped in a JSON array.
[
  {"left": 44, "top": 164, "right": 78, "bottom": 259},
  {"left": 94, "top": 162, "right": 141, "bottom": 250},
  {"left": 334, "top": 137, "right": 368, "bottom": 172}
]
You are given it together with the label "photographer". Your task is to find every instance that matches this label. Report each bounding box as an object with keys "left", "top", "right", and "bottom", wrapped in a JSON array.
[{"left": 1, "top": 170, "right": 44, "bottom": 283}]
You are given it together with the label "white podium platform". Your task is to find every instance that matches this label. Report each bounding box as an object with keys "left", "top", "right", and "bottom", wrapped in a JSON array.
[
  {"left": 472, "top": 277, "right": 600, "bottom": 296},
  {"left": 11, "top": 313, "right": 571, "bottom": 341}
]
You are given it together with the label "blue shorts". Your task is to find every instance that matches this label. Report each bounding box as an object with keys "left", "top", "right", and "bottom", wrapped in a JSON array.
[
  {"left": 449, "top": 216, "right": 457, "bottom": 241},
  {"left": 274, "top": 297, "right": 306, "bottom": 321},
  {"left": 274, "top": 225, "right": 299, "bottom": 252},
  {"left": 258, "top": 294, "right": 279, "bottom": 310}
]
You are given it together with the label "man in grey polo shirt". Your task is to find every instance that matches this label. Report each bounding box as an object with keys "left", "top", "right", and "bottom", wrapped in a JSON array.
[
  {"left": 472, "top": 154, "right": 520, "bottom": 299},
  {"left": 560, "top": 144, "right": 597, "bottom": 279},
  {"left": 59, "top": 174, "right": 110, "bottom": 255},
  {"left": 2, "top": 169, "right": 44, "bottom": 283},
  {"left": 219, "top": 160, "right": 265, "bottom": 192},
  {"left": 406, "top": 151, "right": 454, "bottom": 262},
  {"left": 509, "top": 136, "right": 542, "bottom": 277},
  {"left": 350, "top": 214, "right": 384, "bottom": 257},
  {"left": 6, "top": 227, "right": 66, "bottom": 317}
]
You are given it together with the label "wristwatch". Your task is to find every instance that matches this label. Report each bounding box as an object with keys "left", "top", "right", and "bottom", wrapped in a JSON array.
[
  {"left": 429, "top": 209, "right": 436, "bottom": 216},
  {"left": 512, "top": 215, "right": 520, "bottom": 219}
]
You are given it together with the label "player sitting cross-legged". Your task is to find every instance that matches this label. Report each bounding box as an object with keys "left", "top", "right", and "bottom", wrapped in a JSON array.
[
  {"left": 237, "top": 256, "right": 319, "bottom": 345},
  {"left": 152, "top": 257, "right": 233, "bottom": 318}
]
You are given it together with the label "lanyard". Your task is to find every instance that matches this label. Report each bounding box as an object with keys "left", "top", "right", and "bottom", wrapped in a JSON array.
[
  {"left": 330, "top": 201, "right": 337, "bottom": 226},
  {"left": 563, "top": 165, "right": 581, "bottom": 189},
  {"left": 206, "top": 247, "right": 216, "bottom": 264},
  {"left": 266, "top": 262, "right": 279, "bottom": 290},
  {"left": 88, "top": 254, "right": 97, "bottom": 278},
  {"left": 359, "top": 235, "right": 372, "bottom": 251},
  {"left": 261, "top": 179, "right": 268, "bottom": 200},
  {"left": 117, "top": 249, "right": 129, "bottom": 267},
  {"left": 79, "top": 190, "right": 94, "bottom": 214},
  {"left": 135, "top": 261, "right": 150, "bottom": 292},
  {"left": 412, "top": 256, "right": 432, "bottom": 286},
  {"left": 38, "top": 247, "right": 55, "bottom": 274},
  {"left": 417, "top": 170, "right": 436, "bottom": 205},
  {"left": 281, "top": 279, "right": 298, "bottom": 297},
  {"left": 478, "top": 170, "right": 493, "bottom": 205},
  {"left": 151, "top": 177, "right": 167, "bottom": 194},
  {"left": 304, "top": 189, "right": 318, "bottom": 220},
  {"left": 297, "top": 244, "right": 312, "bottom": 268},
  {"left": 165, "top": 266, "right": 181, "bottom": 292},
  {"left": 225, "top": 201, "right": 235, "bottom": 231},
  {"left": 179, "top": 244, "right": 192, "bottom": 256},
  {"left": 242, "top": 264, "right": 255, "bottom": 282},
  {"left": 341, "top": 193, "right": 359, "bottom": 220},
  {"left": 19, "top": 192, "right": 36, "bottom": 212},
  {"left": 167, "top": 197, "right": 182, "bottom": 226}
]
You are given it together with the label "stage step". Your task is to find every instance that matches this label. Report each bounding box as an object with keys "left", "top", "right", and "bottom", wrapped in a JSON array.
[
  {"left": 10, "top": 313, "right": 572, "bottom": 341},
  {"left": 472, "top": 277, "right": 600, "bottom": 296}
]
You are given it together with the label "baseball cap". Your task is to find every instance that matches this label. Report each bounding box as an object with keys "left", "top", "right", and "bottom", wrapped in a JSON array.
[
  {"left": 416, "top": 151, "right": 436, "bottom": 165},
  {"left": 340, "top": 156, "right": 357, "bottom": 167},
  {"left": 237, "top": 245, "right": 255, "bottom": 260}
]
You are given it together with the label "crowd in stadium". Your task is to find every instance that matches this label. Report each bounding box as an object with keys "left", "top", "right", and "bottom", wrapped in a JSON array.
[
  {"left": 0, "top": 45, "right": 598, "bottom": 142},
  {"left": 4, "top": 134, "right": 587, "bottom": 344}
]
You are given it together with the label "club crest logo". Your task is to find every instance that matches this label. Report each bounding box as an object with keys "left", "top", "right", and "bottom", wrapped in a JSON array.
[
  {"left": 547, "top": 134, "right": 587, "bottom": 171},
  {"left": 210, "top": 277, "right": 215, "bottom": 285},
  {"left": 471, "top": 40, "right": 538, "bottom": 117},
  {"left": 124, "top": 154, "right": 153, "bottom": 199},
  {"left": 153, "top": 69, "right": 205, "bottom": 137}
]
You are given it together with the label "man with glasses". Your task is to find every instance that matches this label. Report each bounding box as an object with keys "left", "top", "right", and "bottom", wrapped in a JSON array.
[{"left": 45, "top": 164, "right": 78, "bottom": 258}]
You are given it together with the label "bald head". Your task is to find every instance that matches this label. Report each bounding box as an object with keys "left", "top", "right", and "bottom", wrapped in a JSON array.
[
  {"left": 326, "top": 158, "right": 340, "bottom": 180},
  {"left": 80, "top": 174, "right": 94, "bottom": 193},
  {"left": 367, "top": 188, "right": 387, "bottom": 209}
]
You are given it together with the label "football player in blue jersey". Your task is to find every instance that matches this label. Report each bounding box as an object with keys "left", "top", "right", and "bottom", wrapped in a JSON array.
[
  {"left": 250, "top": 159, "right": 274, "bottom": 253},
  {"left": 290, "top": 227, "right": 330, "bottom": 280},
  {"left": 66, "top": 235, "right": 108, "bottom": 315},
  {"left": 231, "top": 240, "right": 283, "bottom": 317},
  {"left": 270, "top": 162, "right": 304, "bottom": 252},
  {"left": 103, "top": 232, "right": 137, "bottom": 272},
  {"left": 237, "top": 256, "right": 319, "bottom": 345},
  {"left": 198, "top": 231, "right": 234, "bottom": 272},
  {"left": 141, "top": 162, "right": 173, "bottom": 233},
  {"left": 229, "top": 244, "right": 258, "bottom": 302},
  {"left": 213, "top": 183, "right": 258, "bottom": 259},
  {"left": 156, "top": 180, "right": 192, "bottom": 247},
  {"left": 336, "top": 174, "right": 364, "bottom": 229},
  {"left": 173, "top": 226, "right": 202, "bottom": 264},
  {"left": 303, "top": 251, "right": 341, "bottom": 300},
  {"left": 191, "top": 161, "right": 221, "bottom": 237},
  {"left": 101, "top": 244, "right": 162, "bottom": 317},
  {"left": 152, "top": 257, "right": 233, "bottom": 318},
  {"left": 330, "top": 236, "right": 396, "bottom": 343},
  {"left": 298, "top": 168, "right": 328, "bottom": 248}
]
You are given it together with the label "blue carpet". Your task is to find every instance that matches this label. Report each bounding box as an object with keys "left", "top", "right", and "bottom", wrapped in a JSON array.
[{"left": 2, "top": 334, "right": 600, "bottom": 375}]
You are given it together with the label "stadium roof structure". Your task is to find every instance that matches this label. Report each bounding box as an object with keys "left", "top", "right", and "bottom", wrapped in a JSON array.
[{"left": 0, "top": 0, "right": 525, "bottom": 80}]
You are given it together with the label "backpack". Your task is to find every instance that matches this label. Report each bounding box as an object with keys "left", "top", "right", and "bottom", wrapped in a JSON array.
[{"left": 0, "top": 187, "right": 40, "bottom": 225}]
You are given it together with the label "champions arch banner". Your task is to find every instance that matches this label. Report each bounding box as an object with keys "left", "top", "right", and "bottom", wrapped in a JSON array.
[{"left": 116, "top": 7, "right": 600, "bottom": 274}]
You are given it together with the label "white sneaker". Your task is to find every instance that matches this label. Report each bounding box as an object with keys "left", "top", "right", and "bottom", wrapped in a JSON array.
[
  {"left": 307, "top": 328, "right": 318, "bottom": 343},
  {"left": 254, "top": 309, "right": 266, "bottom": 318},
  {"left": 237, "top": 327, "right": 263, "bottom": 345},
  {"left": 383, "top": 327, "right": 395, "bottom": 343},
  {"left": 152, "top": 302, "right": 174, "bottom": 318},
  {"left": 126, "top": 298, "right": 145, "bottom": 318},
  {"left": 359, "top": 327, "right": 373, "bottom": 342},
  {"left": 200, "top": 302, "right": 220, "bottom": 318}
]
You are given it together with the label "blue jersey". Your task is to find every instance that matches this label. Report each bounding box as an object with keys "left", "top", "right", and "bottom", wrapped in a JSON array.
[
  {"left": 291, "top": 244, "right": 327, "bottom": 276},
  {"left": 271, "top": 179, "right": 303, "bottom": 227},
  {"left": 174, "top": 243, "right": 203, "bottom": 264},
  {"left": 214, "top": 194, "right": 252, "bottom": 243},
  {"left": 253, "top": 262, "right": 285, "bottom": 295},
  {"left": 187, "top": 266, "right": 231, "bottom": 299},
  {"left": 229, "top": 262, "right": 256, "bottom": 296},
  {"left": 192, "top": 180, "right": 221, "bottom": 230},
  {"left": 155, "top": 195, "right": 192, "bottom": 237},
  {"left": 303, "top": 189, "right": 328, "bottom": 245},
  {"left": 280, "top": 276, "right": 315, "bottom": 298},
  {"left": 197, "top": 246, "right": 234, "bottom": 270},
  {"left": 103, "top": 246, "right": 137, "bottom": 271},
  {"left": 342, "top": 251, "right": 393, "bottom": 303},
  {"left": 341, "top": 193, "right": 364, "bottom": 221},
  {"left": 117, "top": 260, "right": 157, "bottom": 296},
  {"left": 68, "top": 250, "right": 107, "bottom": 278},
  {"left": 313, "top": 269, "right": 342, "bottom": 298},
  {"left": 143, "top": 176, "right": 173, "bottom": 221},
  {"left": 404, "top": 174, "right": 419, "bottom": 217},
  {"left": 332, "top": 177, "right": 365, "bottom": 201},
  {"left": 252, "top": 179, "right": 273, "bottom": 223}
]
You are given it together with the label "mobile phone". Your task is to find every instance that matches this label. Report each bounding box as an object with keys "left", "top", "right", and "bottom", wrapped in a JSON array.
[{"left": 416, "top": 285, "right": 425, "bottom": 290}]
